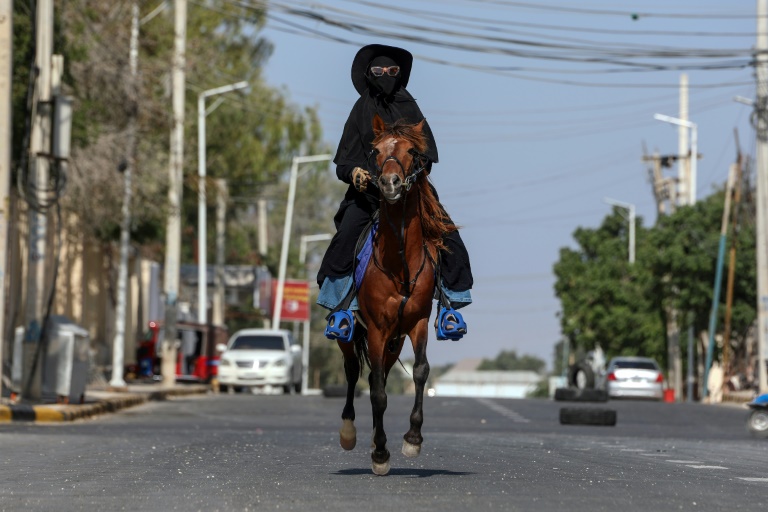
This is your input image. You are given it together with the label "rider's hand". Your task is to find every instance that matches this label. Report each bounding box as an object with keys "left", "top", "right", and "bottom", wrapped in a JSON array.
[{"left": 352, "top": 167, "right": 371, "bottom": 192}]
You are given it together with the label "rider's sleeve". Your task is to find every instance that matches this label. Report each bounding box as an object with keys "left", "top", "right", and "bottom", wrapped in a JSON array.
[{"left": 336, "top": 163, "right": 356, "bottom": 184}]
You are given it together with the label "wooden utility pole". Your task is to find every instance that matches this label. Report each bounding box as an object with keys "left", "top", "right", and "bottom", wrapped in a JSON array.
[
  {"left": 162, "top": 0, "right": 186, "bottom": 386},
  {"left": 0, "top": 0, "right": 12, "bottom": 395}
]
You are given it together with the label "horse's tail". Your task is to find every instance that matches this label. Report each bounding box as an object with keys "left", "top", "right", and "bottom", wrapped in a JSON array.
[{"left": 353, "top": 325, "right": 370, "bottom": 375}]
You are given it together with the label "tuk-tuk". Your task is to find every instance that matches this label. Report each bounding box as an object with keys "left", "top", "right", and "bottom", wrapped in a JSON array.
[{"left": 133, "top": 320, "right": 228, "bottom": 383}]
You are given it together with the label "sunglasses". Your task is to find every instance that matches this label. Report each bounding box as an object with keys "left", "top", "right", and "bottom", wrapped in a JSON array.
[{"left": 370, "top": 65, "right": 400, "bottom": 77}]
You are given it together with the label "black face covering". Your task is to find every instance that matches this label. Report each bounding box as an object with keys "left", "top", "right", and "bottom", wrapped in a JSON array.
[{"left": 366, "top": 56, "right": 401, "bottom": 98}]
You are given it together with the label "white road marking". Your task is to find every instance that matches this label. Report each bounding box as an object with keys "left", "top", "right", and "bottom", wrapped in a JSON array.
[
  {"left": 737, "top": 478, "right": 768, "bottom": 482},
  {"left": 666, "top": 460, "right": 702, "bottom": 464},
  {"left": 475, "top": 398, "right": 530, "bottom": 423},
  {"left": 686, "top": 465, "right": 728, "bottom": 469},
  {"left": 640, "top": 453, "right": 669, "bottom": 457}
]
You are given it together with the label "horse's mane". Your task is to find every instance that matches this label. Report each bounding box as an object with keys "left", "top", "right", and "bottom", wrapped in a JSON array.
[{"left": 373, "top": 119, "right": 458, "bottom": 251}]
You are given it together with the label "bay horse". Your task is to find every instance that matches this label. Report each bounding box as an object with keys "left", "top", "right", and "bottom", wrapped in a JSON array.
[{"left": 335, "top": 113, "right": 457, "bottom": 475}]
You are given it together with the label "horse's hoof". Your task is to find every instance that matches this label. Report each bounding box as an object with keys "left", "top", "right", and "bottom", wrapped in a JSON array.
[
  {"left": 402, "top": 440, "right": 421, "bottom": 458},
  {"left": 371, "top": 460, "right": 390, "bottom": 476},
  {"left": 339, "top": 419, "right": 357, "bottom": 451}
]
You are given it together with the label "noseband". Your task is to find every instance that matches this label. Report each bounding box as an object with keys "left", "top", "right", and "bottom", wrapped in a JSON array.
[{"left": 366, "top": 147, "right": 429, "bottom": 192}]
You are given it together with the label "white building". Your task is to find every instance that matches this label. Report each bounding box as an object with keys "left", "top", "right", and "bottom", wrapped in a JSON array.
[{"left": 433, "top": 359, "right": 543, "bottom": 398}]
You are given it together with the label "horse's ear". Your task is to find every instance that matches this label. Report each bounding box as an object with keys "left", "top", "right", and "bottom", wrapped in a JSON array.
[
  {"left": 372, "top": 114, "right": 386, "bottom": 136},
  {"left": 414, "top": 119, "right": 425, "bottom": 133}
]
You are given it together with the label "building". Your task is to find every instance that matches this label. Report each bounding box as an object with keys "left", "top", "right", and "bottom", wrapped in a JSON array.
[{"left": 433, "top": 358, "right": 542, "bottom": 398}]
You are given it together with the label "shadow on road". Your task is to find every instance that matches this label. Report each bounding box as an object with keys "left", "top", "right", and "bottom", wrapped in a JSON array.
[{"left": 333, "top": 468, "right": 474, "bottom": 478}]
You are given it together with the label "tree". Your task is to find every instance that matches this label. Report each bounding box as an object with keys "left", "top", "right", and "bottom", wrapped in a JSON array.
[
  {"left": 553, "top": 183, "right": 757, "bottom": 373},
  {"left": 478, "top": 350, "right": 545, "bottom": 373},
  {"left": 554, "top": 209, "right": 664, "bottom": 361}
]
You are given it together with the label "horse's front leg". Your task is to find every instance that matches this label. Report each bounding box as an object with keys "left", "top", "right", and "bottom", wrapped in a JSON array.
[
  {"left": 338, "top": 339, "right": 359, "bottom": 451},
  {"left": 403, "top": 318, "right": 430, "bottom": 458},
  {"left": 368, "top": 334, "right": 390, "bottom": 475}
]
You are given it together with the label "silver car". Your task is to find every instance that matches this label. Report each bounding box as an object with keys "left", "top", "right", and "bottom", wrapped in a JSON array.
[
  {"left": 605, "top": 356, "right": 664, "bottom": 400},
  {"left": 216, "top": 329, "right": 302, "bottom": 394}
]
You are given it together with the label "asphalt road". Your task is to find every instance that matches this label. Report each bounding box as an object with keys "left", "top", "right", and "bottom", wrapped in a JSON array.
[{"left": 1, "top": 392, "right": 766, "bottom": 511}]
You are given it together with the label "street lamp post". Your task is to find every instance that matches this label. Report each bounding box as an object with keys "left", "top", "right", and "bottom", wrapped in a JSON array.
[
  {"left": 654, "top": 113, "right": 698, "bottom": 205},
  {"left": 299, "top": 233, "right": 332, "bottom": 395},
  {"left": 604, "top": 197, "right": 635, "bottom": 264},
  {"left": 272, "top": 154, "right": 332, "bottom": 329},
  {"left": 197, "top": 81, "right": 248, "bottom": 325}
]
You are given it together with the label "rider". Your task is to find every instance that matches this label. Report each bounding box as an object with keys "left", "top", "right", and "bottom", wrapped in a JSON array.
[{"left": 316, "top": 43, "right": 473, "bottom": 341}]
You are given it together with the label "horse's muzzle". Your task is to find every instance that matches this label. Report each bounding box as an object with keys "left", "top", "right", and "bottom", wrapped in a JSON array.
[{"left": 378, "top": 174, "right": 402, "bottom": 203}]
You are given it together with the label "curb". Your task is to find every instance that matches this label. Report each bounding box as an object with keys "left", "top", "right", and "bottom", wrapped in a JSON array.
[{"left": 0, "top": 385, "right": 209, "bottom": 423}]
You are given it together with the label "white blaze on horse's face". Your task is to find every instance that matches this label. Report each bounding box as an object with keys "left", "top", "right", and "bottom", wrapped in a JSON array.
[{"left": 377, "top": 137, "right": 409, "bottom": 204}]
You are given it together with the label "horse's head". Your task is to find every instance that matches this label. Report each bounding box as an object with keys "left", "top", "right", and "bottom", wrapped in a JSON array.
[{"left": 370, "top": 114, "right": 429, "bottom": 204}]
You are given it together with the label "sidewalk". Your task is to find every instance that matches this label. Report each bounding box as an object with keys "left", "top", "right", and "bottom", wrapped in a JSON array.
[{"left": 0, "top": 382, "right": 211, "bottom": 423}]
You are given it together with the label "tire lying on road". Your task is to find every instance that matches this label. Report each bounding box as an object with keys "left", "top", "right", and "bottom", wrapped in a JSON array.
[
  {"left": 554, "top": 387, "right": 608, "bottom": 402},
  {"left": 559, "top": 407, "right": 617, "bottom": 426}
]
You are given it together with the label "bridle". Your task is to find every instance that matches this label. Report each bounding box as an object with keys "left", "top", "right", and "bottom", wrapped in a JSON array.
[{"left": 365, "top": 147, "right": 430, "bottom": 193}]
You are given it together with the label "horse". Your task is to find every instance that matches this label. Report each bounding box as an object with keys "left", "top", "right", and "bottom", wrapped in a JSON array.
[{"left": 335, "top": 113, "right": 457, "bottom": 476}]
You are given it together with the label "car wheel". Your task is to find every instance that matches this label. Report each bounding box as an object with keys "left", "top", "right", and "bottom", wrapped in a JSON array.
[
  {"left": 283, "top": 384, "right": 292, "bottom": 395},
  {"left": 559, "top": 407, "right": 617, "bottom": 426},
  {"left": 748, "top": 409, "right": 768, "bottom": 438}
]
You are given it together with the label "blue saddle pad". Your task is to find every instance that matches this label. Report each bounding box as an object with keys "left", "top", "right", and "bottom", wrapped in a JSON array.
[{"left": 354, "top": 221, "right": 377, "bottom": 290}]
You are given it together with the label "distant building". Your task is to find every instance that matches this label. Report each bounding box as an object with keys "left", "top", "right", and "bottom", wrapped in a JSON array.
[{"left": 433, "top": 358, "right": 542, "bottom": 398}]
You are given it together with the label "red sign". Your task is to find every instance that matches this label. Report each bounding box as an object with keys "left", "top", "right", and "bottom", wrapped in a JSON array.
[{"left": 271, "top": 279, "right": 310, "bottom": 322}]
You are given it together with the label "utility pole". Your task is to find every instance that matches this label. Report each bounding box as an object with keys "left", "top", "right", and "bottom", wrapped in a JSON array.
[
  {"left": 643, "top": 152, "right": 677, "bottom": 215},
  {"left": 678, "top": 74, "right": 690, "bottom": 205},
  {"left": 723, "top": 140, "right": 743, "bottom": 376},
  {"left": 0, "top": 0, "right": 12, "bottom": 395},
  {"left": 703, "top": 163, "right": 737, "bottom": 399},
  {"left": 23, "top": 0, "right": 53, "bottom": 400},
  {"left": 755, "top": 0, "right": 768, "bottom": 394},
  {"left": 110, "top": 1, "right": 140, "bottom": 389},
  {"left": 162, "top": 0, "right": 186, "bottom": 386},
  {"left": 213, "top": 179, "right": 227, "bottom": 326},
  {"left": 258, "top": 198, "right": 268, "bottom": 258}
]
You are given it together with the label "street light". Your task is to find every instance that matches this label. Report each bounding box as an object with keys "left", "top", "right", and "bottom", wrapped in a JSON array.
[
  {"left": 654, "top": 113, "right": 698, "bottom": 205},
  {"left": 604, "top": 197, "right": 635, "bottom": 264},
  {"left": 197, "top": 81, "right": 248, "bottom": 325},
  {"left": 299, "top": 233, "right": 333, "bottom": 395},
  {"left": 272, "top": 154, "right": 333, "bottom": 329}
]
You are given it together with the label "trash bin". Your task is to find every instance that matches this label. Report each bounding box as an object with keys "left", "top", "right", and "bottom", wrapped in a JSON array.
[{"left": 42, "top": 316, "right": 91, "bottom": 404}]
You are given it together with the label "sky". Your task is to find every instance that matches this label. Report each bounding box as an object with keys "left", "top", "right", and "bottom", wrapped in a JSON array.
[{"left": 256, "top": 0, "right": 759, "bottom": 369}]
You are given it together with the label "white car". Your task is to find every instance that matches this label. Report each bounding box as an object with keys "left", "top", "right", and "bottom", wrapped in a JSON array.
[
  {"left": 216, "top": 329, "right": 302, "bottom": 394},
  {"left": 605, "top": 356, "right": 664, "bottom": 400}
]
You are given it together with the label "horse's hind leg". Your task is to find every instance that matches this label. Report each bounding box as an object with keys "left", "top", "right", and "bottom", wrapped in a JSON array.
[
  {"left": 338, "top": 339, "right": 359, "bottom": 451},
  {"left": 403, "top": 319, "right": 430, "bottom": 458}
]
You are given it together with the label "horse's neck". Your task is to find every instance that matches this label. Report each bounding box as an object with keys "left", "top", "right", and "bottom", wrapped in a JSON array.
[{"left": 376, "top": 199, "right": 425, "bottom": 263}]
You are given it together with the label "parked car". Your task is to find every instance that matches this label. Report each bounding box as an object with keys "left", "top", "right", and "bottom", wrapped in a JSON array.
[
  {"left": 216, "top": 329, "right": 302, "bottom": 394},
  {"left": 605, "top": 356, "right": 664, "bottom": 400}
]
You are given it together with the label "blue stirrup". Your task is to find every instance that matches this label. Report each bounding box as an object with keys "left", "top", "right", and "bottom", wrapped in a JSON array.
[
  {"left": 324, "top": 309, "right": 355, "bottom": 343},
  {"left": 436, "top": 306, "right": 467, "bottom": 341}
]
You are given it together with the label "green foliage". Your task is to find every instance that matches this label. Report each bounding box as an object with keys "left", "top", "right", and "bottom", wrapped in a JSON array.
[
  {"left": 477, "top": 349, "right": 545, "bottom": 373},
  {"left": 554, "top": 186, "right": 756, "bottom": 368}
]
